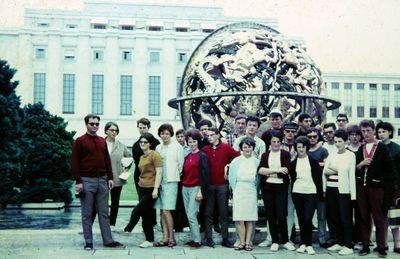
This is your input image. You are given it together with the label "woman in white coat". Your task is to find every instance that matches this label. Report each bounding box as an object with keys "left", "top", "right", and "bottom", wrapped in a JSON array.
[
  {"left": 228, "top": 137, "right": 259, "bottom": 251},
  {"left": 323, "top": 129, "right": 356, "bottom": 256},
  {"left": 154, "top": 124, "right": 184, "bottom": 247}
]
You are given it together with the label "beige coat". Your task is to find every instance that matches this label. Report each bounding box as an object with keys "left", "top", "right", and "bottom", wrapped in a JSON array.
[{"left": 107, "top": 138, "right": 132, "bottom": 187}]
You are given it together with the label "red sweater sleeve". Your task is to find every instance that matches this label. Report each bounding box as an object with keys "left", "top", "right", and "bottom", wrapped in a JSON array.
[{"left": 71, "top": 138, "right": 82, "bottom": 184}]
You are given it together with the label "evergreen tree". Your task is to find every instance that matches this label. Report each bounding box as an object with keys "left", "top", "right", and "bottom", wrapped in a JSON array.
[
  {"left": 0, "top": 60, "right": 24, "bottom": 207},
  {"left": 17, "top": 103, "right": 75, "bottom": 204}
]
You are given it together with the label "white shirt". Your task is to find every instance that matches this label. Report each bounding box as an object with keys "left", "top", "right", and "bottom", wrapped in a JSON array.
[
  {"left": 323, "top": 142, "right": 338, "bottom": 155},
  {"left": 266, "top": 151, "right": 284, "bottom": 184},
  {"left": 293, "top": 157, "right": 316, "bottom": 194},
  {"left": 323, "top": 150, "right": 357, "bottom": 200},
  {"left": 237, "top": 157, "right": 257, "bottom": 182},
  {"left": 233, "top": 135, "right": 266, "bottom": 159}
]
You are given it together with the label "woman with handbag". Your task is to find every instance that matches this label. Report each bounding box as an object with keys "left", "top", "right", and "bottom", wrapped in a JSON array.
[{"left": 104, "top": 122, "right": 132, "bottom": 229}]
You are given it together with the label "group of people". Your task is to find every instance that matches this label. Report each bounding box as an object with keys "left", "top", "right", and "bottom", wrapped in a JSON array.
[{"left": 71, "top": 112, "right": 399, "bottom": 258}]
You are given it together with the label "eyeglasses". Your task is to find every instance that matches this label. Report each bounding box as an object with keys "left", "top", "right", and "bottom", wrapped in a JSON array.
[
  {"left": 88, "top": 123, "right": 99, "bottom": 127},
  {"left": 139, "top": 141, "right": 149, "bottom": 144},
  {"left": 108, "top": 129, "right": 118, "bottom": 133},
  {"left": 307, "top": 135, "right": 318, "bottom": 139}
]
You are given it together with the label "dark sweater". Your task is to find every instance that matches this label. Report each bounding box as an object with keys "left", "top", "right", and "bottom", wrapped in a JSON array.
[
  {"left": 258, "top": 149, "right": 291, "bottom": 188},
  {"left": 289, "top": 155, "right": 323, "bottom": 200},
  {"left": 355, "top": 141, "right": 395, "bottom": 188},
  {"left": 71, "top": 133, "right": 113, "bottom": 184}
]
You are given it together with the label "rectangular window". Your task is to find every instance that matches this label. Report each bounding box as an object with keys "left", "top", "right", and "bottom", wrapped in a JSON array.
[
  {"left": 178, "top": 53, "right": 187, "bottom": 63},
  {"left": 382, "top": 84, "right": 389, "bottom": 118},
  {"left": 37, "top": 23, "right": 49, "bottom": 27},
  {"left": 356, "top": 83, "right": 364, "bottom": 117},
  {"left": 149, "top": 76, "right": 160, "bottom": 116},
  {"left": 34, "top": 73, "right": 46, "bottom": 105},
  {"left": 369, "top": 83, "right": 377, "bottom": 118},
  {"left": 148, "top": 26, "right": 162, "bottom": 31},
  {"left": 63, "top": 74, "right": 75, "bottom": 114},
  {"left": 344, "top": 83, "right": 352, "bottom": 117},
  {"left": 149, "top": 51, "right": 160, "bottom": 63},
  {"left": 395, "top": 84, "right": 400, "bottom": 118},
  {"left": 122, "top": 51, "right": 132, "bottom": 62},
  {"left": 331, "top": 82, "right": 339, "bottom": 117},
  {"left": 175, "top": 27, "right": 188, "bottom": 32},
  {"left": 64, "top": 49, "right": 75, "bottom": 61},
  {"left": 202, "top": 29, "right": 214, "bottom": 33},
  {"left": 35, "top": 48, "right": 46, "bottom": 59},
  {"left": 93, "top": 50, "right": 103, "bottom": 61},
  {"left": 357, "top": 107, "right": 364, "bottom": 118},
  {"left": 121, "top": 25, "right": 134, "bottom": 30},
  {"left": 93, "top": 24, "right": 106, "bottom": 29},
  {"left": 92, "top": 75, "right": 104, "bottom": 115},
  {"left": 66, "top": 24, "right": 77, "bottom": 29},
  {"left": 120, "top": 75, "right": 132, "bottom": 115}
]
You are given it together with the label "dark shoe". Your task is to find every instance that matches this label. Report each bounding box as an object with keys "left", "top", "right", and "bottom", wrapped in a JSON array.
[
  {"left": 373, "top": 246, "right": 389, "bottom": 252},
  {"left": 104, "top": 241, "right": 125, "bottom": 248},
  {"left": 154, "top": 240, "right": 168, "bottom": 247},
  {"left": 205, "top": 238, "right": 215, "bottom": 248},
  {"left": 190, "top": 242, "right": 202, "bottom": 248},
  {"left": 319, "top": 242, "right": 330, "bottom": 248},
  {"left": 221, "top": 239, "right": 234, "bottom": 248},
  {"left": 377, "top": 249, "right": 387, "bottom": 258},
  {"left": 359, "top": 246, "right": 370, "bottom": 256},
  {"left": 255, "top": 228, "right": 261, "bottom": 233},
  {"left": 168, "top": 240, "right": 177, "bottom": 247},
  {"left": 84, "top": 243, "right": 93, "bottom": 250},
  {"left": 185, "top": 240, "right": 195, "bottom": 246},
  {"left": 123, "top": 225, "right": 132, "bottom": 233},
  {"left": 394, "top": 247, "right": 400, "bottom": 253}
]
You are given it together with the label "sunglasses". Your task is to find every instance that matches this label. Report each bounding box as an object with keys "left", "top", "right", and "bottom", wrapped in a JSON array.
[
  {"left": 285, "top": 130, "right": 297, "bottom": 133},
  {"left": 139, "top": 141, "right": 149, "bottom": 144},
  {"left": 108, "top": 129, "right": 118, "bottom": 133},
  {"left": 337, "top": 119, "right": 347, "bottom": 122},
  {"left": 88, "top": 123, "right": 99, "bottom": 127},
  {"left": 307, "top": 135, "right": 318, "bottom": 139}
]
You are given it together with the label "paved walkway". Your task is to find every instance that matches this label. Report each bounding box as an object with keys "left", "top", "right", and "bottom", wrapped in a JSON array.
[{"left": 0, "top": 208, "right": 398, "bottom": 258}]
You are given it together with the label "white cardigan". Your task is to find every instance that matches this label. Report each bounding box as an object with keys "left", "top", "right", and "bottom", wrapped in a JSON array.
[
  {"left": 323, "top": 150, "right": 357, "bottom": 200},
  {"left": 156, "top": 140, "right": 184, "bottom": 182}
]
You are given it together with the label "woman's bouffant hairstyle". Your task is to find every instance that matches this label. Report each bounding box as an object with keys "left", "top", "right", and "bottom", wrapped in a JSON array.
[
  {"left": 294, "top": 136, "right": 310, "bottom": 152},
  {"left": 238, "top": 137, "right": 256, "bottom": 151},
  {"left": 185, "top": 129, "right": 203, "bottom": 143},
  {"left": 139, "top": 132, "right": 158, "bottom": 147},
  {"left": 158, "top": 123, "right": 174, "bottom": 137}
]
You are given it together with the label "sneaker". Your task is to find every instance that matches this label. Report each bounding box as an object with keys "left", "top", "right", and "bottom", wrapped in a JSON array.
[
  {"left": 338, "top": 247, "right": 354, "bottom": 255},
  {"left": 328, "top": 244, "right": 342, "bottom": 251},
  {"left": 270, "top": 243, "right": 279, "bottom": 252},
  {"left": 377, "top": 249, "right": 387, "bottom": 258},
  {"left": 297, "top": 244, "right": 306, "bottom": 253},
  {"left": 283, "top": 242, "right": 296, "bottom": 251},
  {"left": 84, "top": 243, "right": 93, "bottom": 250},
  {"left": 306, "top": 246, "right": 316, "bottom": 255},
  {"left": 139, "top": 241, "right": 153, "bottom": 248},
  {"left": 359, "top": 246, "right": 370, "bottom": 256},
  {"left": 354, "top": 242, "right": 363, "bottom": 250},
  {"left": 258, "top": 238, "right": 272, "bottom": 247},
  {"left": 234, "top": 239, "right": 240, "bottom": 248},
  {"left": 221, "top": 239, "right": 234, "bottom": 248},
  {"left": 104, "top": 241, "right": 125, "bottom": 248}
]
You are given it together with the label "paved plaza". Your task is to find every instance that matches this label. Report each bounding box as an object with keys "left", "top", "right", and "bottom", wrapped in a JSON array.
[{"left": 0, "top": 207, "right": 398, "bottom": 259}]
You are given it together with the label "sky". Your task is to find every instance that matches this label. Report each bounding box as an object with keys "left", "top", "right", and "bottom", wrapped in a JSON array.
[{"left": 0, "top": 0, "right": 399, "bottom": 74}]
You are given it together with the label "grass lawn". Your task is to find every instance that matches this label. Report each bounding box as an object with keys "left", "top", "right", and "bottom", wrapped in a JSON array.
[{"left": 119, "top": 166, "right": 138, "bottom": 201}]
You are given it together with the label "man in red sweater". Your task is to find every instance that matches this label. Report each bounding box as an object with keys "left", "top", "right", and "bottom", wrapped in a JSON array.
[
  {"left": 201, "top": 128, "right": 240, "bottom": 248},
  {"left": 71, "top": 114, "right": 124, "bottom": 250}
]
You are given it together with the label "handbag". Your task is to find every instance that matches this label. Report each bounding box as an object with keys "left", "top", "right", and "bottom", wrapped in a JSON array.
[
  {"left": 388, "top": 198, "right": 400, "bottom": 227},
  {"left": 119, "top": 157, "right": 134, "bottom": 180}
]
